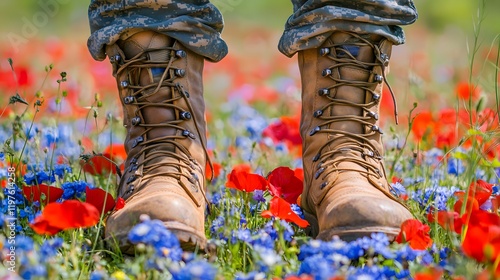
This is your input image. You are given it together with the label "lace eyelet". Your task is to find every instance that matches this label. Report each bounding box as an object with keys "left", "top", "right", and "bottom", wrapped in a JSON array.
[
  {"left": 131, "top": 117, "right": 141, "bottom": 126},
  {"left": 121, "top": 81, "right": 129, "bottom": 88},
  {"left": 175, "top": 69, "right": 186, "bottom": 77},
  {"left": 315, "top": 167, "right": 325, "bottom": 179},
  {"left": 175, "top": 50, "right": 186, "bottom": 58},
  {"left": 123, "top": 96, "right": 134, "bottom": 104},
  {"left": 309, "top": 126, "right": 321, "bottom": 136},
  {"left": 180, "top": 111, "right": 192, "bottom": 120},
  {"left": 313, "top": 110, "right": 323, "bottom": 118},
  {"left": 322, "top": 68, "right": 332, "bottom": 77},
  {"left": 320, "top": 48, "right": 330, "bottom": 56},
  {"left": 374, "top": 74, "right": 383, "bottom": 83},
  {"left": 132, "top": 136, "right": 144, "bottom": 148},
  {"left": 126, "top": 176, "right": 136, "bottom": 184},
  {"left": 368, "top": 111, "right": 379, "bottom": 120},
  {"left": 318, "top": 88, "right": 329, "bottom": 96}
]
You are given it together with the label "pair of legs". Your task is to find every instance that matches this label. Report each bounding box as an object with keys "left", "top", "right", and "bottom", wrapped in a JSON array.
[{"left": 87, "top": 0, "right": 418, "bottom": 251}]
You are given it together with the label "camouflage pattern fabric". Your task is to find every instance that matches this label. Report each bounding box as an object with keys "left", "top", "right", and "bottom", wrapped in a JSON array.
[{"left": 88, "top": 0, "right": 417, "bottom": 62}]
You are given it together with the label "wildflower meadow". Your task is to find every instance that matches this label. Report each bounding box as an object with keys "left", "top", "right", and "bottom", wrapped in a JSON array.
[{"left": 1, "top": 1, "right": 500, "bottom": 279}]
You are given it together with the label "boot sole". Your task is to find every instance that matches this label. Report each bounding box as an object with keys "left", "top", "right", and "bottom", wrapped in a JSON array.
[
  {"left": 303, "top": 210, "right": 399, "bottom": 242},
  {"left": 316, "top": 226, "right": 400, "bottom": 242},
  {"left": 106, "top": 221, "right": 207, "bottom": 255}
]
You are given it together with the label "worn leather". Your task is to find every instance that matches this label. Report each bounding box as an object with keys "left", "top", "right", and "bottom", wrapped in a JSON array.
[
  {"left": 104, "top": 31, "right": 208, "bottom": 252},
  {"left": 299, "top": 32, "right": 413, "bottom": 241}
]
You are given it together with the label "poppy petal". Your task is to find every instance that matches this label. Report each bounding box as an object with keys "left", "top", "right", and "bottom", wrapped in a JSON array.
[{"left": 85, "top": 187, "right": 115, "bottom": 215}]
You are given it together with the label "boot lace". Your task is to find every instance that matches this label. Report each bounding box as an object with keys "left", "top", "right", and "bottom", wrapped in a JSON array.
[
  {"left": 111, "top": 45, "right": 212, "bottom": 206},
  {"left": 309, "top": 33, "right": 397, "bottom": 189}
]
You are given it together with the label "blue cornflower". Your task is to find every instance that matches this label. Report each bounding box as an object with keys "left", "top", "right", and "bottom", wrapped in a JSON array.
[
  {"left": 16, "top": 236, "right": 34, "bottom": 252},
  {"left": 233, "top": 228, "right": 252, "bottom": 244},
  {"left": 20, "top": 265, "right": 47, "bottom": 280},
  {"left": 37, "top": 170, "right": 56, "bottom": 184},
  {"left": 89, "top": 270, "right": 108, "bottom": 280},
  {"left": 24, "top": 172, "right": 36, "bottom": 185},
  {"left": 251, "top": 230, "right": 275, "bottom": 249},
  {"left": 280, "top": 220, "right": 294, "bottom": 242},
  {"left": 410, "top": 183, "right": 459, "bottom": 211},
  {"left": 128, "top": 216, "right": 182, "bottom": 260},
  {"left": 254, "top": 245, "right": 282, "bottom": 268},
  {"left": 290, "top": 203, "right": 305, "bottom": 219},
  {"left": 54, "top": 164, "right": 72, "bottom": 177},
  {"left": 390, "top": 182, "right": 407, "bottom": 197},
  {"left": 240, "top": 214, "right": 247, "bottom": 225},
  {"left": 298, "top": 240, "right": 323, "bottom": 261},
  {"left": 169, "top": 260, "right": 217, "bottom": 280},
  {"left": 61, "top": 181, "right": 89, "bottom": 200},
  {"left": 252, "top": 190, "right": 265, "bottom": 203},
  {"left": 298, "top": 254, "right": 336, "bottom": 280},
  {"left": 210, "top": 216, "right": 224, "bottom": 235},
  {"left": 395, "top": 244, "right": 424, "bottom": 262},
  {"left": 447, "top": 158, "right": 465, "bottom": 175},
  {"left": 423, "top": 148, "right": 444, "bottom": 166},
  {"left": 347, "top": 266, "right": 383, "bottom": 280},
  {"left": 210, "top": 192, "right": 222, "bottom": 205},
  {"left": 263, "top": 221, "right": 278, "bottom": 241},
  {"left": 41, "top": 126, "right": 59, "bottom": 147},
  {"left": 40, "top": 237, "right": 63, "bottom": 258},
  {"left": 355, "top": 233, "right": 395, "bottom": 259},
  {"left": 235, "top": 271, "right": 265, "bottom": 280}
]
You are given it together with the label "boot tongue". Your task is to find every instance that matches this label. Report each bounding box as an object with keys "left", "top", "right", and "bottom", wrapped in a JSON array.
[
  {"left": 327, "top": 33, "right": 380, "bottom": 174},
  {"left": 119, "top": 32, "right": 178, "bottom": 158},
  {"left": 118, "top": 32, "right": 172, "bottom": 85},
  {"left": 331, "top": 33, "right": 378, "bottom": 63}
]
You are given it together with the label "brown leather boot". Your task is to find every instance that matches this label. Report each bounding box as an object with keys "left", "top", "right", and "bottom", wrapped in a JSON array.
[
  {"left": 104, "top": 31, "right": 210, "bottom": 252},
  {"left": 298, "top": 32, "right": 413, "bottom": 241}
]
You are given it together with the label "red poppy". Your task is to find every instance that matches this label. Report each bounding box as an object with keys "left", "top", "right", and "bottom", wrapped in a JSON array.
[
  {"left": 23, "top": 184, "right": 63, "bottom": 205},
  {"left": 267, "top": 166, "right": 303, "bottom": 204},
  {"left": 427, "top": 210, "right": 463, "bottom": 234},
  {"left": 115, "top": 197, "right": 126, "bottom": 211},
  {"left": 462, "top": 219, "right": 500, "bottom": 263},
  {"left": 411, "top": 111, "right": 435, "bottom": 142},
  {"left": 413, "top": 267, "right": 443, "bottom": 280},
  {"left": 261, "top": 196, "right": 309, "bottom": 228},
  {"left": 30, "top": 200, "right": 100, "bottom": 235},
  {"left": 206, "top": 161, "right": 222, "bottom": 179},
  {"left": 454, "top": 180, "right": 493, "bottom": 214},
  {"left": 395, "top": 219, "right": 433, "bottom": 250},
  {"left": 456, "top": 81, "right": 480, "bottom": 100},
  {"left": 85, "top": 187, "right": 115, "bottom": 216},
  {"left": 226, "top": 165, "right": 267, "bottom": 192},
  {"left": 262, "top": 116, "right": 302, "bottom": 146},
  {"left": 104, "top": 144, "right": 127, "bottom": 162},
  {"left": 80, "top": 154, "right": 118, "bottom": 176}
]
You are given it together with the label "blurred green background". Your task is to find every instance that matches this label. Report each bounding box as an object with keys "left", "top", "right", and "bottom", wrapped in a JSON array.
[{"left": 0, "top": 0, "right": 499, "bottom": 43}]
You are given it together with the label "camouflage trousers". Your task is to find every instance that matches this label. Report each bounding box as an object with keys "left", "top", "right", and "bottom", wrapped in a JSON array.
[{"left": 88, "top": 0, "right": 417, "bottom": 62}]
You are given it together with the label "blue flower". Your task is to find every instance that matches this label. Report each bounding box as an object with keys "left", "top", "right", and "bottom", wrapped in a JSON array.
[
  {"left": 61, "top": 181, "right": 89, "bottom": 200},
  {"left": 252, "top": 190, "right": 265, "bottom": 203},
  {"left": 170, "top": 260, "right": 217, "bottom": 280},
  {"left": 54, "top": 164, "right": 72, "bottom": 177},
  {"left": 128, "top": 217, "right": 182, "bottom": 260},
  {"left": 280, "top": 220, "right": 294, "bottom": 242},
  {"left": 89, "top": 270, "right": 108, "bottom": 280},
  {"left": 447, "top": 158, "right": 464, "bottom": 175},
  {"left": 290, "top": 203, "right": 305, "bottom": 219},
  {"left": 233, "top": 229, "right": 252, "bottom": 244},
  {"left": 20, "top": 265, "right": 47, "bottom": 280},
  {"left": 210, "top": 216, "right": 224, "bottom": 235},
  {"left": 298, "top": 254, "right": 336, "bottom": 280},
  {"left": 40, "top": 237, "right": 63, "bottom": 258}
]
